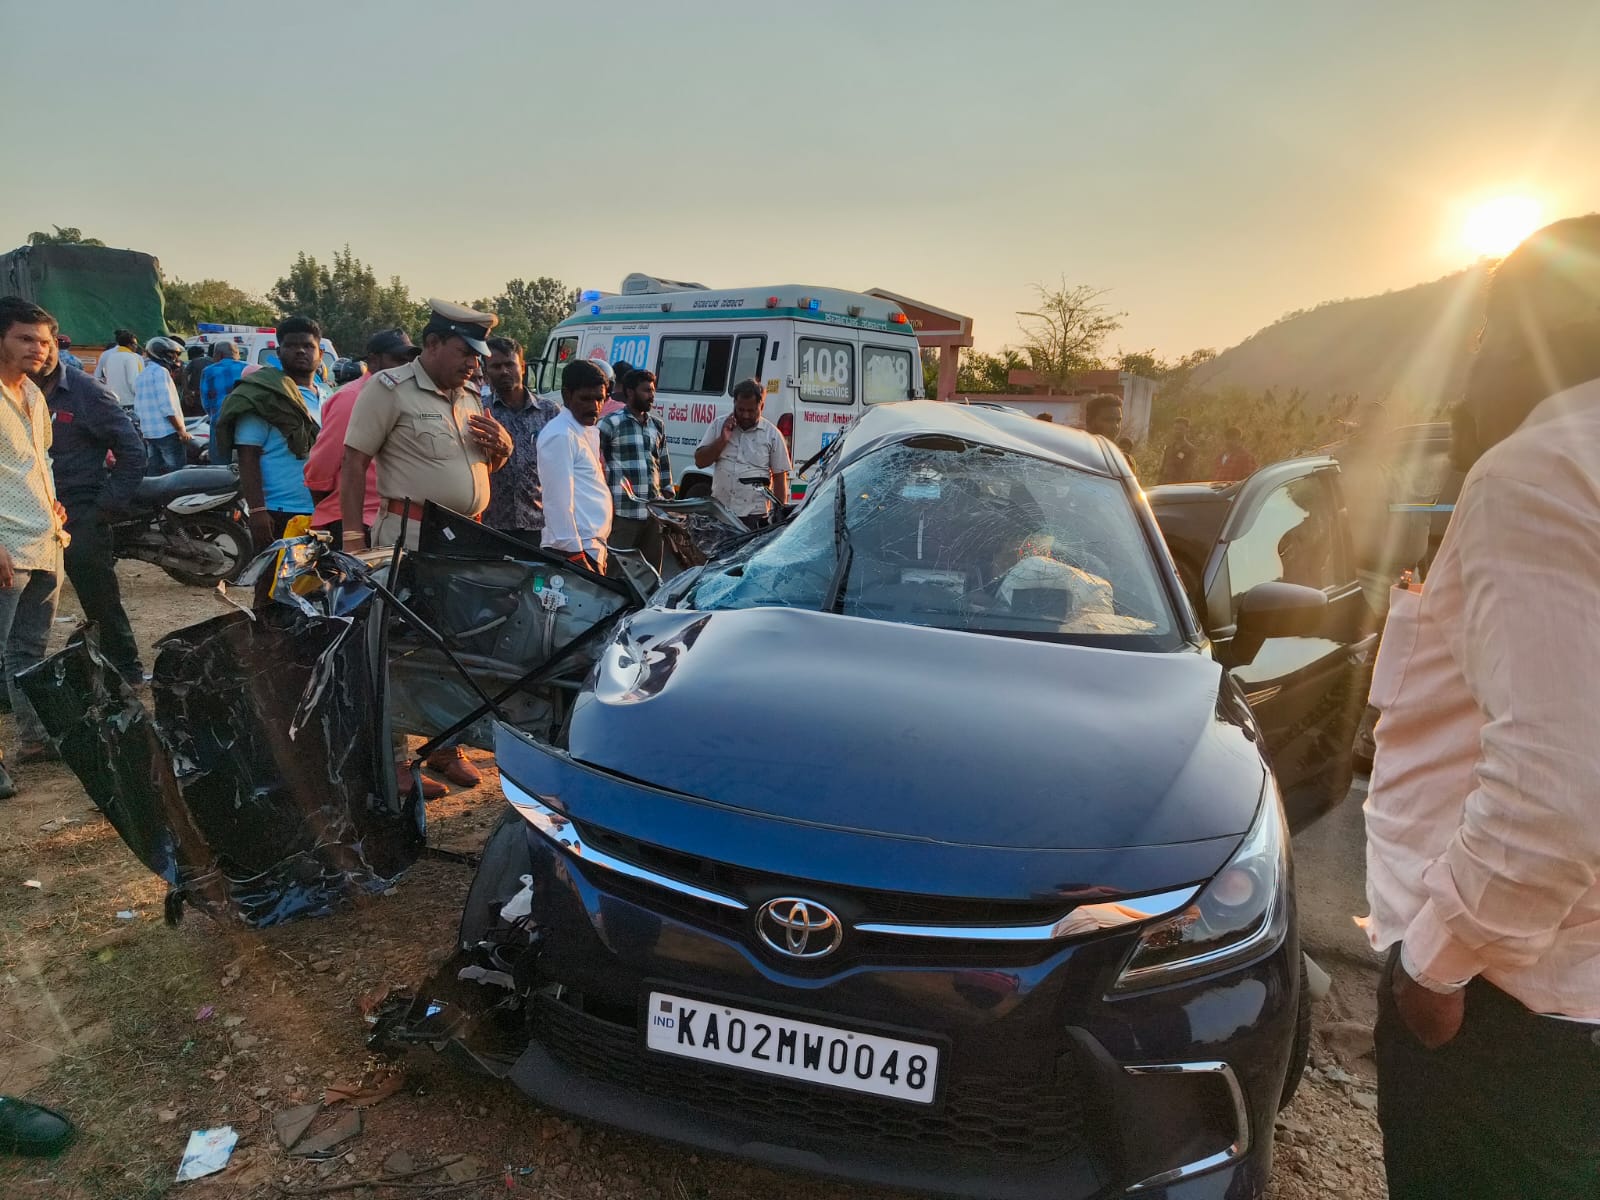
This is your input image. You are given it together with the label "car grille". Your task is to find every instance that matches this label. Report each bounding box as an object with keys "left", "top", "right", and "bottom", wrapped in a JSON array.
[
  {"left": 531, "top": 995, "right": 1087, "bottom": 1166},
  {"left": 577, "top": 822, "right": 1074, "bottom": 926}
]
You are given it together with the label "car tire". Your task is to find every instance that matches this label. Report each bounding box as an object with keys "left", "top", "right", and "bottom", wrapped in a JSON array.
[{"left": 1278, "top": 955, "right": 1313, "bottom": 1110}]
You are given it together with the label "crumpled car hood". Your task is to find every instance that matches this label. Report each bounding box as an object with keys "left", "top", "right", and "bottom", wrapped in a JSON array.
[{"left": 568, "top": 607, "right": 1265, "bottom": 851}]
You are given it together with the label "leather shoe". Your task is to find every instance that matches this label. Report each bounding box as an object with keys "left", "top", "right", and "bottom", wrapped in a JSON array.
[
  {"left": 397, "top": 765, "right": 447, "bottom": 801},
  {"left": 426, "top": 746, "right": 482, "bottom": 788},
  {"left": 16, "top": 742, "right": 61, "bottom": 765},
  {"left": 0, "top": 1095, "right": 74, "bottom": 1156}
]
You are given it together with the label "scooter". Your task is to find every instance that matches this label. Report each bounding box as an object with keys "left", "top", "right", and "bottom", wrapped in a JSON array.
[{"left": 112, "top": 465, "right": 255, "bottom": 587}]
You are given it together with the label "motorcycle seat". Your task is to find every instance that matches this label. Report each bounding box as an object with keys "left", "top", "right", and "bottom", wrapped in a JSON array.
[{"left": 132, "top": 467, "right": 239, "bottom": 508}]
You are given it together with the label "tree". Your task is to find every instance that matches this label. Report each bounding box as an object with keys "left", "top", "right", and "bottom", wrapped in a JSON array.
[
  {"left": 956, "top": 348, "right": 1026, "bottom": 393},
  {"left": 27, "top": 226, "right": 106, "bottom": 247},
  {"left": 270, "top": 247, "right": 429, "bottom": 353},
  {"left": 1016, "top": 280, "right": 1123, "bottom": 388},
  {"left": 1117, "top": 346, "right": 1216, "bottom": 393},
  {"left": 471, "top": 277, "right": 580, "bottom": 356},
  {"left": 164, "top": 278, "right": 278, "bottom": 334}
]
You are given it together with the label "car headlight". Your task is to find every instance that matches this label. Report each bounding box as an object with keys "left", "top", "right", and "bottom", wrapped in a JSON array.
[{"left": 1113, "top": 787, "right": 1288, "bottom": 992}]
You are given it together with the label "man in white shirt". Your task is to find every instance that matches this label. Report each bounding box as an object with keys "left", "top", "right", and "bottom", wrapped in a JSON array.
[
  {"left": 0, "top": 298, "right": 70, "bottom": 797},
  {"left": 537, "top": 359, "right": 612, "bottom": 573},
  {"left": 1364, "top": 215, "right": 1600, "bottom": 1199},
  {"left": 693, "top": 378, "right": 791, "bottom": 529},
  {"left": 94, "top": 329, "right": 143, "bottom": 410}
]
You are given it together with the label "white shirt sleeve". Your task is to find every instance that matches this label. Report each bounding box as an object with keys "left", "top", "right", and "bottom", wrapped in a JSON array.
[
  {"left": 1403, "top": 468, "right": 1600, "bottom": 983},
  {"left": 538, "top": 422, "right": 580, "bottom": 553},
  {"left": 768, "top": 425, "right": 792, "bottom": 472}
]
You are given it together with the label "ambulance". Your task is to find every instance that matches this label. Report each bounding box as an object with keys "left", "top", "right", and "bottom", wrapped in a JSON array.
[
  {"left": 533, "top": 274, "right": 924, "bottom": 496},
  {"left": 186, "top": 323, "right": 340, "bottom": 393}
]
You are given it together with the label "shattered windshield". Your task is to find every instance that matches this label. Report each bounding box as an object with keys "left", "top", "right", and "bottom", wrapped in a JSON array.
[{"left": 686, "top": 440, "right": 1179, "bottom": 648}]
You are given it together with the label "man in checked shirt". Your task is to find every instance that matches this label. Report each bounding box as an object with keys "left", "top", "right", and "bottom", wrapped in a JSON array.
[
  {"left": 481, "top": 336, "right": 560, "bottom": 545},
  {"left": 598, "top": 369, "right": 673, "bottom": 572}
]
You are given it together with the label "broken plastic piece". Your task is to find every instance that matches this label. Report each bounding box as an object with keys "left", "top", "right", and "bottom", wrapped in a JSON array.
[
  {"left": 498, "top": 875, "right": 535, "bottom": 922},
  {"left": 175, "top": 1125, "right": 237, "bottom": 1181}
]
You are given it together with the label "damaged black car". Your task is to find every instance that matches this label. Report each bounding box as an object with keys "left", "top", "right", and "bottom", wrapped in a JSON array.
[
  {"left": 380, "top": 403, "right": 1318, "bottom": 1200},
  {"left": 29, "top": 401, "right": 1337, "bottom": 1199}
]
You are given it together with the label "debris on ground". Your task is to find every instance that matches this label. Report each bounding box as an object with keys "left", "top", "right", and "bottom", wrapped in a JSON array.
[
  {"left": 287, "top": 1108, "right": 362, "bottom": 1158},
  {"left": 174, "top": 1125, "right": 238, "bottom": 1181},
  {"left": 272, "top": 1102, "right": 322, "bottom": 1150},
  {"left": 323, "top": 1069, "right": 405, "bottom": 1108}
]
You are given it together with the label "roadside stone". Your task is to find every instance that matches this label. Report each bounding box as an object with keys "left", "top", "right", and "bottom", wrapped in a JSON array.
[
  {"left": 444, "top": 1155, "right": 484, "bottom": 1183},
  {"left": 383, "top": 1151, "right": 414, "bottom": 1175},
  {"left": 311, "top": 959, "right": 334, "bottom": 974},
  {"left": 1351, "top": 1090, "right": 1379, "bottom": 1114},
  {"left": 1323, "top": 1020, "right": 1376, "bottom": 1064},
  {"left": 157, "top": 1108, "right": 177, "bottom": 1123}
]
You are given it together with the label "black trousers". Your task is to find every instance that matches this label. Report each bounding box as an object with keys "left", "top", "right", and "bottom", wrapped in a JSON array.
[
  {"left": 1375, "top": 947, "right": 1600, "bottom": 1199},
  {"left": 609, "top": 515, "right": 664, "bottom": 571},
  {"left": 63, "top": 511, "right": 143, "bottom": 680}
]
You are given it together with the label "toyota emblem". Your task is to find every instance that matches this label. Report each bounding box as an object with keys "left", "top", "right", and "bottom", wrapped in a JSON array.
[{"left": 756, "top": 897, "right": 843, "bottom": 959}]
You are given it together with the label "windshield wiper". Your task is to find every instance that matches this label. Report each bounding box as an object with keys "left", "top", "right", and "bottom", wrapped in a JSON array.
[{"left": 822, "top": 481, "right": 853, "bottom": 613}]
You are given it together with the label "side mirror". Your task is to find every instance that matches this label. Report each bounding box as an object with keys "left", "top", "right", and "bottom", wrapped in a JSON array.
[
  {"left": 1237, "top": 581, "right": 1328, "bottom": 638},
  {"left": 1226, "top": 582, "right": 1327, "bottom": 667}
]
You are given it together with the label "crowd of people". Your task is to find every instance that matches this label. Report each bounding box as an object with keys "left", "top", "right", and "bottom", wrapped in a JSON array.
[
  {"left": 3, "top": 215, "right": 1600, "bottom": 1192},
  {"left": 0, "top": 296, "right": 799, "bottom": 802}
]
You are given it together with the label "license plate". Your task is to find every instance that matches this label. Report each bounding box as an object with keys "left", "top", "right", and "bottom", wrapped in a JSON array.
[{"left": 645, "top": 991, "right": 939, "bottom": 1105}]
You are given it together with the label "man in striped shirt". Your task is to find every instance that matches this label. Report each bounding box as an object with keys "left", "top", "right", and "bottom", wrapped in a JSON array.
[
  {"left": 598, "top": 369, "right": 673, "bottom": 571},
  {"left": 132, "top": 338, "right": 191, "bottom": 474}
]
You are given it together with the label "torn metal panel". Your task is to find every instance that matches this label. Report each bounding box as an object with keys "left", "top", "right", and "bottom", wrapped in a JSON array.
[
  {"left": 649, "top": 495, "right": 755, "bottom": 569},
  {"left": 21, "top": 550, "right": 422, "bottom": 927},
  {"left": 386, "top": 509, "right": 639, "bottom": 749}
]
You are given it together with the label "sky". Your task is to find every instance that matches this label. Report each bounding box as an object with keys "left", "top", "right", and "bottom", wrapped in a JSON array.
[{"left": 4, "top": 0, "right": 1599, "bottom": 356}]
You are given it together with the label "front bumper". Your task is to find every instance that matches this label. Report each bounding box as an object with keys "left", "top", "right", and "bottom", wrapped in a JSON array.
[{"left": 390, "top": 750, "right": 1295, "bottom": 1200}]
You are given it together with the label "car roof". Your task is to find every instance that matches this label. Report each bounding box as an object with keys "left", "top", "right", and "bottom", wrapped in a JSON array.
[
  {"left": 830, "top": 401, "right": 1118, "bottom": 477},
  {"left": 1145, "top": 480, "right": 1241, "bottom": 504}
]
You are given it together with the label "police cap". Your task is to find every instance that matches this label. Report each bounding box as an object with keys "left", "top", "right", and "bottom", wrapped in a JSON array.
[{"left": 424, "top": 298, "right": 498, "bottom": 357}]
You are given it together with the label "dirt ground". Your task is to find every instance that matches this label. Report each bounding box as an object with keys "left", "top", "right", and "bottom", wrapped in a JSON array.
[{"left": 0, "top": 562, "right": 1389, "bottom": 1199}]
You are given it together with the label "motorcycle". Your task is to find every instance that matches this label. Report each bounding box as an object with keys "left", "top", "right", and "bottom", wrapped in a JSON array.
[{"left": 112, "top": 465, "right": 255, "bottom": 587}]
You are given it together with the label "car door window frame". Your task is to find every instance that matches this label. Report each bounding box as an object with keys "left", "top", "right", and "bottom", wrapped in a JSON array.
[{"left": 1205, "top": 463, "right": 1353, "bottom": 637}]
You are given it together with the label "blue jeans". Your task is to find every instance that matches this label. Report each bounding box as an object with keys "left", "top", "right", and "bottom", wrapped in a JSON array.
[
  {"left": 0, "top": 566, "right": 63, "bottom": 748},
  {"left": 145, "top": 434, "right": 185, "bottom": 475}
]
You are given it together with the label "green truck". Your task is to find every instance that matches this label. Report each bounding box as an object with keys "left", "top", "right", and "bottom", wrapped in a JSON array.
[{"left": 0, "top": 242, "right": 167, "bottom": 370}]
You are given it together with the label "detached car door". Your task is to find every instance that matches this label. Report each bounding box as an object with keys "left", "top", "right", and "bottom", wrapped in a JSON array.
[
  {"left": 1195, "top": 463, "right": 1373, "bottom": 830},
  {"left": 381, "top": 507, "right": 644, "bottom": 752}
]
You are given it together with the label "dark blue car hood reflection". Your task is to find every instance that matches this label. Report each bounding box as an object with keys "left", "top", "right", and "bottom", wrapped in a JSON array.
[{"left": 568, "top": 607, "right": 1264, "bottom": 851}]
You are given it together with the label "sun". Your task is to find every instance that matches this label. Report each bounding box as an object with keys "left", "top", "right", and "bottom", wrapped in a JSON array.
[{"left": 1460, "top": 195, "right": 1545, "bottom": 259}]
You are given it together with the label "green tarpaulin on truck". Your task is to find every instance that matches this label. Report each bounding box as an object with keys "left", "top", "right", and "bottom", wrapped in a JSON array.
[{"left": 0, "top": 244, "right": 166, "bottom": 346}]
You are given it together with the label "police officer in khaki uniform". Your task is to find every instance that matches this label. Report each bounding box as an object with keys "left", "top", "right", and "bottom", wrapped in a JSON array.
[
  {"left": 340, "top": 299, "right": 513, "bottom": 552},
  {"left": 340, "top": 301, "right": 513, "bottom": 794}
]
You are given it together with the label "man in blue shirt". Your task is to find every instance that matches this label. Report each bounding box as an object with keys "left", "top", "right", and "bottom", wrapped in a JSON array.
[
  {"left": 199, "top": 342, "right": 246, "bottom": 426},
  {"left": 31, "top": 346, "right": 146, "bottom": 683},
  {"left": 55, "top": 336, "right": 83, "bottom": 371},
  {"left": 212, "top": 317, "right": 322, "bottom": 547}
]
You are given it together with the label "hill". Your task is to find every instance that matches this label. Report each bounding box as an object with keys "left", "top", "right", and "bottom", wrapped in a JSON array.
[{"left": 1187, "top": 265, "right": 1491, "bottom": 416}]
